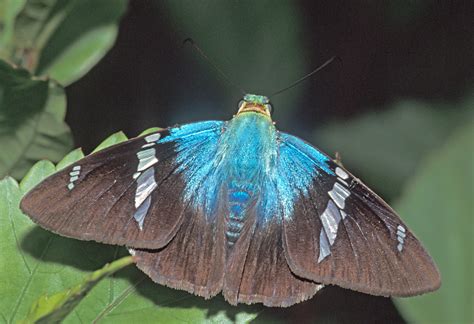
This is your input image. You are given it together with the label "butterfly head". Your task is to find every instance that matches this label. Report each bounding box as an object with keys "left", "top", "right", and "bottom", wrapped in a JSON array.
[{"left": 237, "top": 94, "right": 272, "bottom": 118}]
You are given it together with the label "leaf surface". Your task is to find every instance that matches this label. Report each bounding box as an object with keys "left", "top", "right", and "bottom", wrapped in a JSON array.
[
  {"left": 394, "top": 121, "right": 473, "bottom": 323},
  {"left": 0, "top": 59, "right": 72, "bottom": 179}
]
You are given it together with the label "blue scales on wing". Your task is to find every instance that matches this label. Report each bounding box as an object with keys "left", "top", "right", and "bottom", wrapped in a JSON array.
[
  {"left": 278, "top": 133, "right": 441, "bottom": 297},
  {"left": 134, "top": 113, "right": 323, "bottom": 306},
  {"left": 20, "top": 121, "right": 224, "bottom": 250},
  {"left": 21, "top": 109, "right": 440, "bottom": 306}
]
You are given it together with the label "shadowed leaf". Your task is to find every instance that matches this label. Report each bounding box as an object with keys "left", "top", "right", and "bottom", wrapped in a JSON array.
[
  {"left": 394, "top": 121, "right": 473, "bottom": 323},
  {"left": 314, "top": 97, "right": 473, "bottom": 198},
  {"left": 0, "top": 0, "right": 127, "bottom": 86},
  {"left": 19, "top": 256, "right": 135, "bottom": 324},
  {"left": 0, "top": 60, "right": 72, "bottom": 180}
]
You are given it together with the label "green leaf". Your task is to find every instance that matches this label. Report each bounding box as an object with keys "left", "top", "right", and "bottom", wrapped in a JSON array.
[
  {"left": 394, "top": 121, "right": 473, "bottom": 323},
  {"left": 138, "top": 127, "right": 163, "bottom": 136},
  {"left": 56, "top": 147, "right": 84, "bottom": 171},
  {"left": 0, "top": 0, "right": 26, "bottom": 56},
  {"left": 91, "top": 131, "right": 128, "bottom": 153},
  {"left": 20, "top": 256, "right": 135, "bottom": 324},
  {"left": 39, "top": 24, "right": 118, "bottom": 85},
  {"left": 314, "top": 97, "right": 473, "bottom": 199},
  {"left": 0, "top": 59, "right": 72, "bottom": 180},
  {"left": 1, "top": 131, "right": 278, "bottom": 323},
  {"left": 1, "top": 0, "right": 127, "bottom": 86},
  {"left": 19, "top": 160, "right": 55, "bottom": 193}
]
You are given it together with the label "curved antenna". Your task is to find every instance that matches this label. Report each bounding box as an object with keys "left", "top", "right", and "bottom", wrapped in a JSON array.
[
  {"left": 270, "top": 56, "right": 340, "bottom": 97},
  {"left": 184, "top": 38, "right": 247, "bottom": 95}
]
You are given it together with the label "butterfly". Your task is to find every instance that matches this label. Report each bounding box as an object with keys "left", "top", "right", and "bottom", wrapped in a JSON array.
[{"left": 20, "top": 93, "right": 441, "bottom": 307}]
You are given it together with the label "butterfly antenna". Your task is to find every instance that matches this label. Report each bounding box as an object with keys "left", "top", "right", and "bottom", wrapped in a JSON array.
[
  {"left": 184, "top": 38, "right": 247, "bottom": 95},
  {"left": 270, "top": 56, "right": 340, "bottom": 97}
]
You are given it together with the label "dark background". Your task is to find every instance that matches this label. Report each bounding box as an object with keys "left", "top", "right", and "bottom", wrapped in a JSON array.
[
  {"left": 64, "top": 1, "right": 473, "bottom": 322},
  {"left": 67, "top": 0, "right": 473, "bottom": 152}
]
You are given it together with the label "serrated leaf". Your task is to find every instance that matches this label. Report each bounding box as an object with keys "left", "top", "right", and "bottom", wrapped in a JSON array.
[
  {"left": 56, "top": 148, "right": 84, "bottom": 171},
  {"left": 139, "top": 127, "right": 163, "bottom": 136},
  {"left": 314, "top": 97, "right": 473, "bottom": 199},
  {"left": 393, "top": 121, "right": 473, "bottom": 323},
  {"left": 19, "top": 160, "right": 55, "bottom": 193},
  {"left": 20, "top": 256, "right": 135, "bottom": 324},
  {"left": 0, "top": 59, "right": 72, "bottom": 180},
  {"left": 91, "top": 131, "right": 128, "bottom": 153},
  {"left": 1, "top": 0, "right": 127, "bottom": 86}
]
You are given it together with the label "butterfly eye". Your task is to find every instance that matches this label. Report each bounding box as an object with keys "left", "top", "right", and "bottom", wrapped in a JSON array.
[{"left": 265, "top": 104, "right": 273, "bottom": 114}]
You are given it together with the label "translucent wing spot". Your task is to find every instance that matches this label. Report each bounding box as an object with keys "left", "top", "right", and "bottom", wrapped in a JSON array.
[
  {"left": 396, "top": 225, "right": 406, "bottom": 252},
  {"left": 144, "top": 133, "right": 161, "bottom": 143},
  {"left": 132, "top": 141, "right": 160, "bottom": 230},
  {"left": 328, "top": 182, "right": 351, "bottom": 209},
  {"left": 318, "top": 171, "right": 352, "bottom": 262},
  {"left": 135, "top": 168, "right": 157, "bottom": 208},
  {"left": 67, "top": 165, "right": 82, "bottom": 191},
  {"left": 340, "top": 210, "right": 347, "bottom": 219},
  {"left": 134, "top": 195, "right": 151, "bottom": 230},
  {"left": 320, "top": 200, "right": 342, "bottom": 245},
  {"left": 137, "top": 148, "right": 159, "bottom": 171},
  {"left": 335, "top": 167, "right": 349, "bottom": 179},
  {"left": 141, "top": 142, "right": 155, "bottom": 148}
]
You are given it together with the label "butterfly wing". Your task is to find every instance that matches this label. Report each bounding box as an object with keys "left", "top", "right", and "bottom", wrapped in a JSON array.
[
  {"left": 222, "top": 182, "right": 323, "bottom": 307},
  {"left": 20, "top": 121, "right": 224, "bottom": 250},
  {"left": 278, "top": 133, "right": 441, "bottom": 297},
  {"left": 130, "top": 188, "right": 227, "bottom": 298}
]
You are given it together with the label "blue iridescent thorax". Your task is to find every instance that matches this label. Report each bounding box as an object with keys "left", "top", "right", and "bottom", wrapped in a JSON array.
[
  {"left": 156, "top": 95, "right": 333, "bottom": 245},
  {"left": 217, "top": 112, "right": 278, "bottom": 243}
]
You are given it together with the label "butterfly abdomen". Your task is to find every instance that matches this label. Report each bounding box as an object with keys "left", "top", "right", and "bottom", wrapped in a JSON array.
[
  {"left": 226, "top": 185, "right": 253, "bottom": 245},
  {"left": 220, "top": 114, "right": 277, "bottom": 246}
]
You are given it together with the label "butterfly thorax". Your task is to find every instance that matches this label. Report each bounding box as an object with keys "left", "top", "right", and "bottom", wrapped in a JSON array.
[{"left": 218, "top": 112, "right": 277, "bottom": 245}]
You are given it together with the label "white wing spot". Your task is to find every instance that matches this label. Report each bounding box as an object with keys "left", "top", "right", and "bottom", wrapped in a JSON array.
[
  {"left": 141, "top": 142, "right": 155, "bottom": 148},
  {"left": 67, "top": 165, "right": 82, "bottom": 191},
  {"left": 335, "top": 167, "right": 349, "bottom": 179},
  {"left": 318, "top": 170, "right": 352, "bottom": 263},
  {"left": 340, "top": 210, "right": 347, "bottom": 219},
  {"left": 144, "top": 133, "right": 161, "bottom": 143},
  {"left": 318, "top": 231, "right": 331, "bottom": 262},
  {"left": 135, "top": 168, "right": 157, "bottom": 208},
  {"left": 328, "top": 182, "right": 351, "bottom": 209},
  {"left": 137, "top": 148, "right": 158, "bottom": 171},
  {"left": 320, "top": 200, "right": 342, "bottom": 245},
  {"left": 396, "top": 225, "right": 406, "bottom": 252},
  {"left": 132, "top": 142, "right": 160, "bottom": 230}
]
